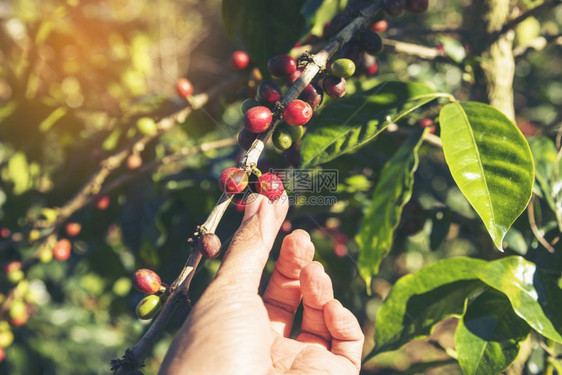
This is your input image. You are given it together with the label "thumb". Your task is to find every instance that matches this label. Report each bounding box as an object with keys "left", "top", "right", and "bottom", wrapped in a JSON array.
[{"left": 215, "top": 193, "right": 289, "bottom": 292}]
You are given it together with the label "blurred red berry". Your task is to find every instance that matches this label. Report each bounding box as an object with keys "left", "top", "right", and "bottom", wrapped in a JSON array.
[
  {"left": 53, "top": 239, "right": 71, "bottom": 261},
  {"left": 229, "top": 50, "right": 251, "bottom": 71},
  {"left": 65, "top": 222, "right": 82, "bottom": 237},
  {"left": 96, "top": 196, "right": 110, "bottom": 210},
  {"left": 175, "top": 78, "right": 194, "bottom": 98}
]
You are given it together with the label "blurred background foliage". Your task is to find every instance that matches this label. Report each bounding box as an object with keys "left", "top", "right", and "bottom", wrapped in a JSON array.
[{"left": 0, "top": 0, "right": 560, "bottom": 374}]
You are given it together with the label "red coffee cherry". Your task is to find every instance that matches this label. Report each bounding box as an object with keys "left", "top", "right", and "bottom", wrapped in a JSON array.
[
  {"left": 362, "top": 53, "right": 379, "bottom": 76},
  {"left": 299, "top": 83, "right": 324, "bottom": 110},
  {"left": 406, "top": 0, "right": 428, "bottom": 13},
  {"left": 96, "top": 196, "right": 110, "bottom": 210},
  {"left": 256, "top": 173, "right": 284, "bottom": 202},
  {"left": 0, "top": 228, "right": 11, "bottom": 239},
  {"left": 132, "top": 269, "right": 162, "bottom": 294},
  {"left": 126, "top": 153, "right": 143, "bottom": 170},
  {"left": 229, "top": 50, "right": 251, "bottom": 71},
  {"left": 65, "top": 222, "right": 82, "bottom": 237},
  {"left": 53, "top": 238, "right": 71, "bottom": 261},
  {"left": 267, "top": 54, "right": 297, "bottom": 77},
  {"left": 197, "top": 233, "right": 222, "bottom": 259},
  {"left": 287, "top": 68, "right": 302, "bottom": 84},
  {"left": 283, "top": 100, "right": 313, "bottom": 126},
  {"left": 0, "top": 347, "right": 5, "bottom": 362},
  {"left": 323, "top": 76, "right": 347, "bottom": 98},
  {"left": 244, "top": 106, "right": 273, "bottom": 133},
  {"left": 420, "top": 117, "right": 436, "bottom": 134},
  {"left": 383, "top": 0, "right": 406, "bottom": 16},
  {"left": 175, "top": 78, "right": 194, "bottom": 98},
  {"left": 219, "top": 168, "right": 248, "bottom": 194},
  {"left": 257, "top": 80, "right": 282, "bottom": 106},
  {"left": 370, "top": 19, "right": 388, "bottom": 33}
]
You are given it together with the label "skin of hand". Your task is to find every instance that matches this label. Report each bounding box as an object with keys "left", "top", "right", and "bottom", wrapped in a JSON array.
[{"left": 159, "top": 193, "right": 364, "bottom": 375}]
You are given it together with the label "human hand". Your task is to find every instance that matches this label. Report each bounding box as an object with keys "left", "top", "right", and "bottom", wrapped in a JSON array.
[{"left": 159, "top": 193, "right": 364, "bottom": 375}]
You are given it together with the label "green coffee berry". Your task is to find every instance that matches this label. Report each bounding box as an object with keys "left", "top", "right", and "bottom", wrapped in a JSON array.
[
  {"left": 279, "top": 123, "right": 304, "bottom": 142},
  {"left": 273, "top": 128, "right": 293, "bottom": 151},
  {"left": 136, "top": 294, "right": 161, "bottom": 320},
  {"left": 331, "top": 58, "right": 356, "bottom": 78}
]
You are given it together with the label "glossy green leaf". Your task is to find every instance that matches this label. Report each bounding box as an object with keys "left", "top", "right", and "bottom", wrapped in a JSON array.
[
  {"left": 356, "top": 130, "right": 426, "bottom": 291},
  {"left": 368, "top": 257, "right": 485, "bottom": 358},
  {"left": 473, "top": 256, "right": 562, "bottom": 343},
  {"left": 222, "top": 0, "right": 306, "bottom": 75},
  {"left": 301, "top": 81, "right": 449, "bottom": 168},
  {"left": 455, "top": 289, "right": 531, "bottom": 375},
  {"left": 528, "top": 137, "right": 562, "bottom": 230},
  {"left": 440, "top": 102, "right": 534, "bottom": 250}
]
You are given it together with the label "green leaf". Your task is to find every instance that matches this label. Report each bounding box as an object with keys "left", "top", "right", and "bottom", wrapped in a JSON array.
[
  {"left": 473, "top": 256, "right": 562, "bottom": 343},
  {"left": 455, "top": 289, "right": 531, "bottom": 375},
  {"left": 301, "top": 0, "right": 342, "bottom": 36},
  {"left": 370, "top": 257, "right": 485, "bottom": 357},
  {"left": 301, "top": 81, "right": 449, "bottom": 168},
  {"left": 439, "top": 102, "right": 534, "bottom": 250},
  {"left": 528, "top": 137, "right": 562, "bottom": 230},
  {"left": 222, "top": 0, "right": 306, "bottom": 75},
  {"left": 356, "top": 130, "right": 426, "bottom": 290}
]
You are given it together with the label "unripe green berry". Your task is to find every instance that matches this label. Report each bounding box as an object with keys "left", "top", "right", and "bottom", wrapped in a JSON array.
[
  {"left": 136, "top": 117, "right": 158, "bottom": 136},
  {"left": 272, "top": 128, "right": 293, "bottom": 151},
  {"left": 331, "top": 58, "right": 356, "bottom": 78},
  {"left": 136, "top": 295, "right": 161, "bottom": 320},
  {"left": 279, "top": 123, "right": 304, "bottom": 142},
  {"left": 241, "top": 98, "right": 260, "bottom": 113}
]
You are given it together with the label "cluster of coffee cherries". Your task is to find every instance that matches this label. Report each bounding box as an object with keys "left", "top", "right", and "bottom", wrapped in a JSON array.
[{"left": 131, "top": 269, "right": 168, "bottom": 320}]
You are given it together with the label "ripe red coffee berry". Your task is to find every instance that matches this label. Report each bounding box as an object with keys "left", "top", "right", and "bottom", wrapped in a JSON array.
[
  {"left": 229, "top": 50, "right": 250, "bottom": 71},
  {"left": 219, "top": 168, "right": 248, "bottom": 194},
  {"left": 53, "top": 238, "right": 71, "bottom": 261},
  {"left": 175, "top": 78, "right": 194, "bottom": 98},
  {"left": 283, "top": 100, "right": 313, "bottom": 126},
  {"left": 267, "top": 54, "right": 297, "bottom": 77},
  {"left": 244, "top": 106, "right": 273, "bottom": 133},
  {"left": 65, "top": 222, "right": 82, "bottom": 237},
  {"left": 197, "top": 233, "right": 222, "bottom": 259},
  {"left": 256, "top": 173, "right": 284, "bottom": 202},
  {"left": 127, "top": 153, "right": 143, "bottom": 170},
  {"left": 257, "top": 80, "right": 282, "bottom": 106},
  {"left": 323, "top": 76, "right": 347, "bottom": 98},
  {"left": 299, "top": 83, "right": 323, "bottom": 110},
  {"left": 96, "top": 196, "right": 110, "bottom": 210},
  {"left": 384, "top": 0, "right": 406, "bottom": 16},
  {"left": 406, "top": 0, "right": 428, "bottom": 13},
  {"left": 132, "top": 269, "right": 162, "bottom": 294},
  {"left": 0, "top": 347, "right": 5, "bottom": 363},
  {"left": 371, "top": 19, "right": 388, "bottom": 33}
]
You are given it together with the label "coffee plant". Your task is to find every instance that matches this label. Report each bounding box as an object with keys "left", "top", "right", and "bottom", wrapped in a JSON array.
[{"left": 0, "top": 0, "right": 561, "bottom": 374}]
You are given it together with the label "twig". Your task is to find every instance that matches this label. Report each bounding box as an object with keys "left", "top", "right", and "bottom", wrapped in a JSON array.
[
  {"left": 99, "top": 137, "right": 238, "bottom": 196},
  {"left": 387, "top": 26, "right": 467, "bottom": 37},
  {"left": 527, "top": 196, "right": 556, "bottom": 254},
  {"left": 490, "top": 0, "right": 562, "bottom": 43},
  {"left": 112, "top": 2, "right": 385, "bottom": 372},
  {"left": 0, "top": 75, "right": 246, "bottom": 255},
  {"left": 513, "top": 33, "right": 562, "bottom": 59},
  {"left": 382, "top": 38, "right": 459, "bottom": 65}
]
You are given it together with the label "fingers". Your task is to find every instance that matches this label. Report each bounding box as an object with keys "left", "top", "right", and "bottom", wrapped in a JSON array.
[
  {"left": 215, "top": 193, "right": 289, "bottom": 292},
  {"left": 325, "top": 299, "right": 364, "bottom": 372},
  {"left": 296, "top": 262, "right": 334, "bottom": 348},
  {"left": 263, "top": 230, "right": 315, "bottom": 336}
]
